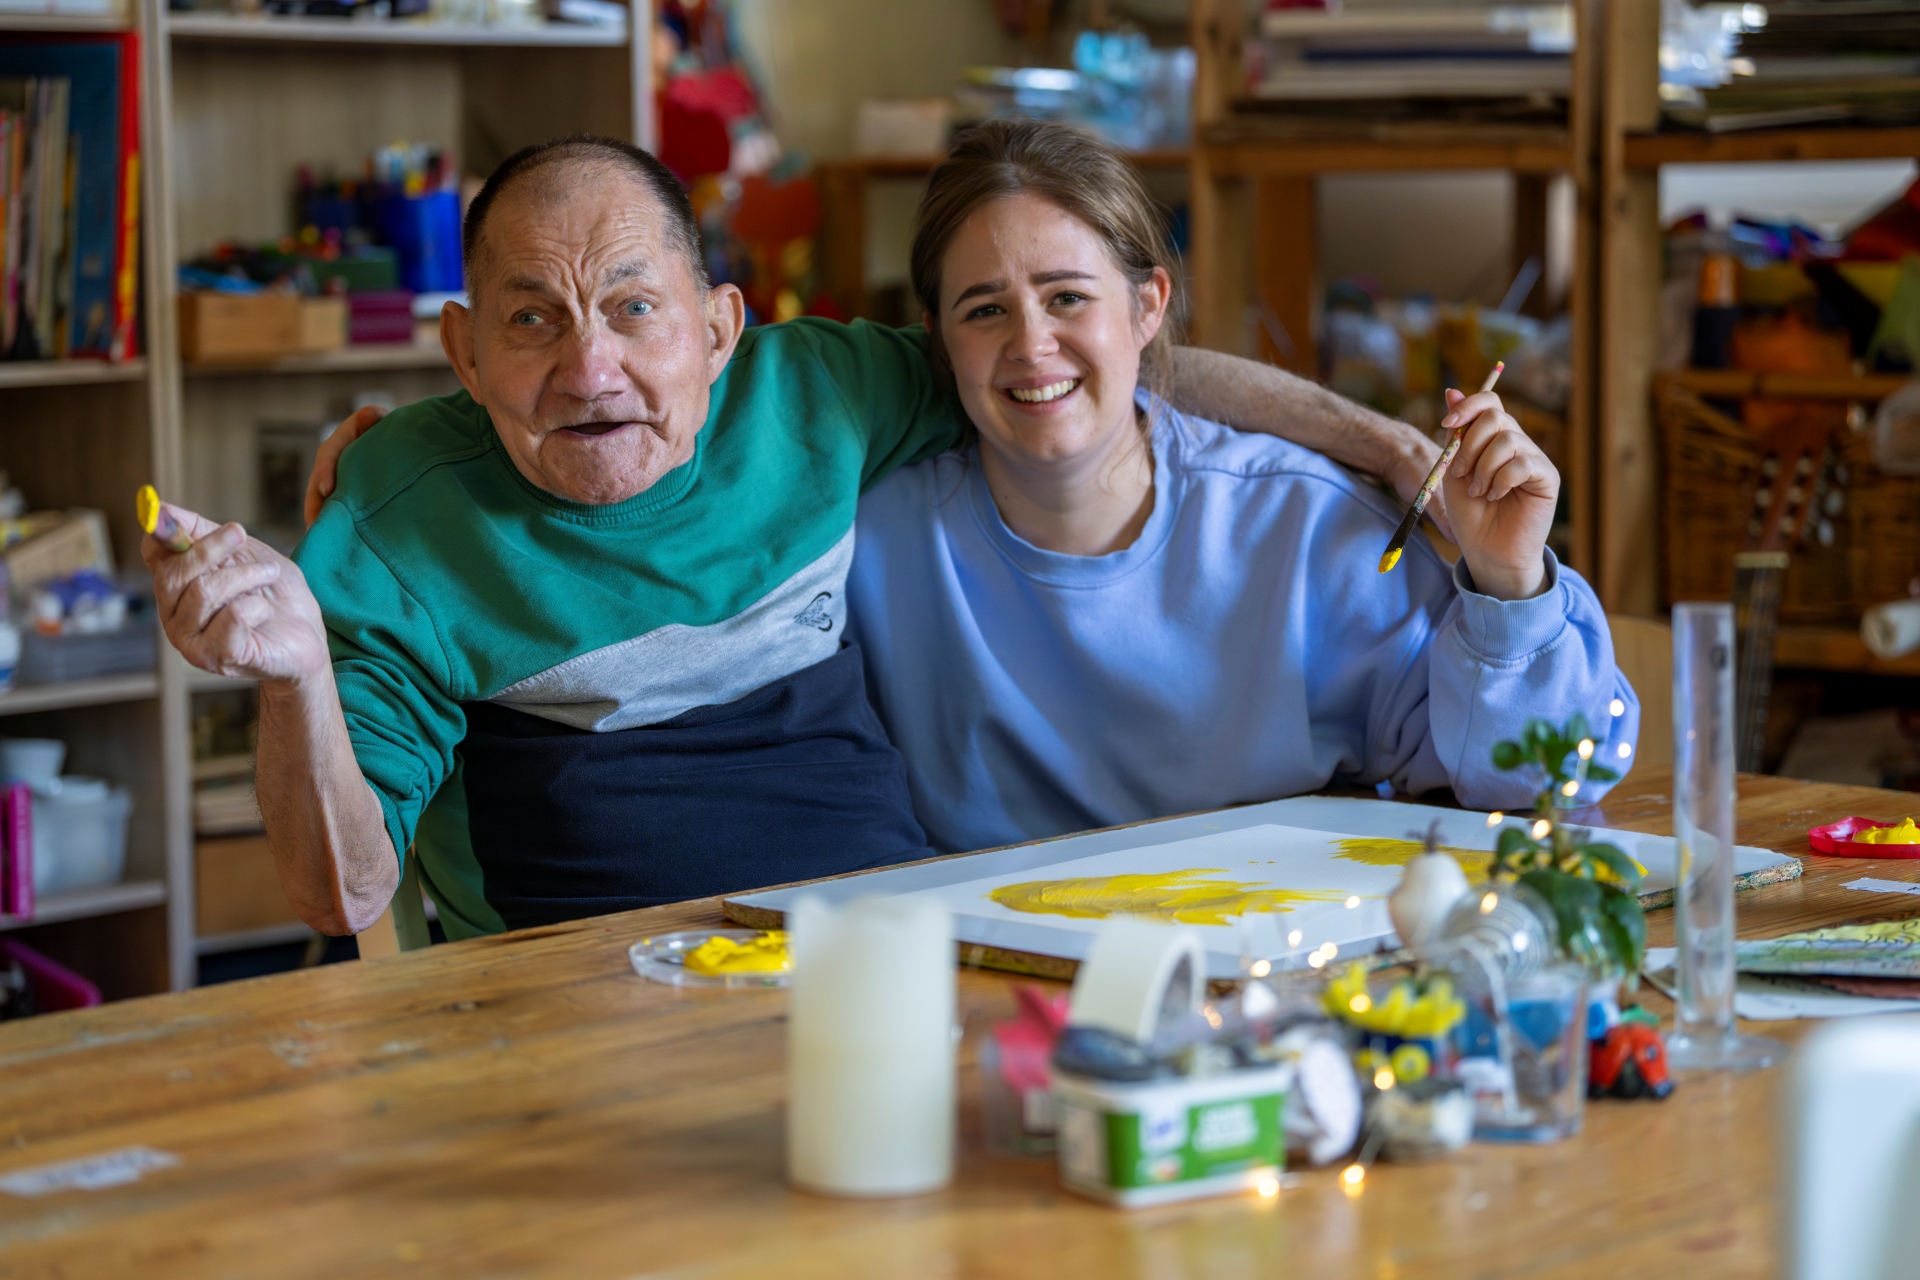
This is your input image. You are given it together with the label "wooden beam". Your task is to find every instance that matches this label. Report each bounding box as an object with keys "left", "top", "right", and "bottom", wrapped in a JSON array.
[
  {"left": 1626, "top": 127, "right": 1920, "bottom": 168},
  {"left": 1204, "top": 138, "right": 1571, "bottom": 178},
  {"left": 815, "top": 161, "right": 870, "bottom": 323},
  {"left": 1251, "top": 176, "right": 1316, "bottom": 374},
  {"left": 1512, "top": 172, "right": 1551, "bottom": 317}
]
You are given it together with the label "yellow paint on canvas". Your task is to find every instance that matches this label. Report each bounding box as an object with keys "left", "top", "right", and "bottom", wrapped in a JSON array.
[
  {"left": 1331, "top": 837, "right": 1494, "bottom": 878},
  {"left": 988, "top": 869, "right": 1350, "bottom": 927}
]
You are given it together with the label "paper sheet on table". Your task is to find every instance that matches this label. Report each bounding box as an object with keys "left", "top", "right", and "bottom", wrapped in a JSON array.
[
  {"left": 728, "top": 796, "right": 1798, "bottom": 981},
  {"left": 1643, "top": 947, "right": 1920, "bottom": 1020}
]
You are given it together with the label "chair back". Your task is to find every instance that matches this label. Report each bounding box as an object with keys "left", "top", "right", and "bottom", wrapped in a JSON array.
[{"left": 1607, "top": 614, "right": 1672, "bottom": 773}]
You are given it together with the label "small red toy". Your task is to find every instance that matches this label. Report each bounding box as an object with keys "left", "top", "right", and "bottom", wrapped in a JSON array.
[{"left": 1589, "top": 1023, "right": 1673, "bottom": 1100}]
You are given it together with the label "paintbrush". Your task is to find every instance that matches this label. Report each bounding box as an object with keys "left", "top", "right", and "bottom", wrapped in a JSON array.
[
  {"left": 1378, "top": 361, "right": 1504, "bottom": 574},
  {"left": 136, "top": 484, "right": 194, "bottom": 554}
]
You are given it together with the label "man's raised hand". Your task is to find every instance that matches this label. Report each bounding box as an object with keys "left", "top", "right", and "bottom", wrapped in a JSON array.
[{"left": 142, "top": 504, "right": 330, "bottom": 685}]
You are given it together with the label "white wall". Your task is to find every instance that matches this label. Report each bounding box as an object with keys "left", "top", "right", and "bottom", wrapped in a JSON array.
[{"left": 1659, "top": 160, "right": 1916, "bottom": 238}]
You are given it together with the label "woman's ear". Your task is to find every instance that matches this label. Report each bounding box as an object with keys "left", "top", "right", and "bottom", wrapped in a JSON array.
[{"left": 1135, "top": 267, "right": 1173, "bottom": 348}]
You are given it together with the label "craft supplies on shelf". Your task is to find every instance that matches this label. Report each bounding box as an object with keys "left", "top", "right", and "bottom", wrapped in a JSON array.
[
  {"left": 786, "top": 896, "right": 955, "bottom": 1198},
  {"left": 0, "top": 936, "right": 99, "bottom": 1017},
  {"left": 1246, "top": 4, "right": 1574, "bottom": 104}
]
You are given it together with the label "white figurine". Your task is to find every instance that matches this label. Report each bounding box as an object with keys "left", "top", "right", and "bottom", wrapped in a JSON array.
[{"left": 1388, "top": 822, "right": 1471, "bottom": 954}]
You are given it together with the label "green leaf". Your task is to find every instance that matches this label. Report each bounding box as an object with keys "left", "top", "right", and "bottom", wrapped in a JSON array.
[
  {"left": 1583, "top": 763, "right": 1620, "bottom": 784},
  {"left": 1522, "top": 720, "right": 1554, "bottom": 756},
  {"left": 1492, "top": 740, "right": 1525, "bottom": 772},
  {"left": 1566, "top": 712, "right": 1592, "bottom": 747},
  {"left": 1579, "top": 841, "right": 1643, "bottom": 888},
  {"left": 1598, "top": 885, "right": 1647, "bottom": 975},
  {"left": 1518, "top": 868, "right": 1601, "bottom": 963},
  {"left": 1497, "top": 826, "right": 1539, "bottom": 858}
]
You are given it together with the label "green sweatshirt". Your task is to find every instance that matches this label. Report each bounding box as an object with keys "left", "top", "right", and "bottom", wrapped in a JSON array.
[{"left": 294, "top": 319, "right": 962, "bottom": 939}]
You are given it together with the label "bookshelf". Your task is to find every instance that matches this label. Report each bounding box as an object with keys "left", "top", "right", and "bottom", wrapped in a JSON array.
[
  {"left": 0, "top": 0, "right": 650, "bottom": 1003},
  {"left": 1593, "top": 0, "right": 1920, "bottom": 618},
  {"left": 1183, "top": 0, "right": 1603, "bottom": 578}
]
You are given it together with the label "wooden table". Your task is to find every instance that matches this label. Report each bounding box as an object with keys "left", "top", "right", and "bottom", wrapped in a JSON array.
[{"left": 2, "top": 772, "right": 1916, "bottom": 1278}]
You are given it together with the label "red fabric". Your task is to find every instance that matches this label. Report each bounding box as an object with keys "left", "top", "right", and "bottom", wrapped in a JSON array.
[
  {"left": 733, "top": 175, "right": 818, "bottom": 244},
  {"left": 1845, "top": 179, "right": 1920, "bottom": 261}
]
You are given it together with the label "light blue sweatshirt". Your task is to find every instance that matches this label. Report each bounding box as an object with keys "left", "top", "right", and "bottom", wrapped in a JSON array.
[{"left": 845, "top": 400, "right": 1640, "bottom": 854}]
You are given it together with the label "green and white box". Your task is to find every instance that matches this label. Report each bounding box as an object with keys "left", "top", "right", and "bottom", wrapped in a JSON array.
[{"left": 1052, "top": 1064, "right": 1288, "bottom": 1207}]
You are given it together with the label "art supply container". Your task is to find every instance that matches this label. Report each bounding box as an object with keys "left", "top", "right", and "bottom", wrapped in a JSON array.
[
  {"left": 0, "top": 738, "right": 64, "bottom": 788},
  {"left": 1466, "top": 962, "right": 1588, "bottom": 1143},
  {"left": 1052, "top": 1063, "right": 1288, "bottom": 1207},
  {"left": 1669, "top": 602, "right": 1784, "bottom": 1072},
  {"left": 381, "top": 190, "right": 463, "bottom": 294},
  {"left": 31, "top": 779, "right": 130, "bottom": 897},
  {"left": 787, "top": 896, "right": 955, "bottom": 1197}
]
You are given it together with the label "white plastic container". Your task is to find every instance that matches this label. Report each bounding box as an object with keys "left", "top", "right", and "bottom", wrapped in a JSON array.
[
  {"left": 31, "top": 778, "right": 131, "bottom": 897},
  {"left": 0, "top": 737, "right": 64, "bottom": 788}
]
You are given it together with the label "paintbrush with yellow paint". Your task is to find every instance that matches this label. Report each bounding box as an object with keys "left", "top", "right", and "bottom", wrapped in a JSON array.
[
  {"left": 136, "top": 485, "right": 194, "bottom": 554},
  {"left": 1378, "top": 361, "right": 1503, "bottom": 574}
]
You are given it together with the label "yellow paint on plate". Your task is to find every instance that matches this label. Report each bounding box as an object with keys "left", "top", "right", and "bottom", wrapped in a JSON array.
[
  {"left": 1330, "top": 836, "right": 1491, "bottom": 876},
  {"left": 683, "top": 931, "right": 790, "bottom": 976},
  {"left": 1854, "top": 818, "right": 1920, "bottom": 845},
  {"left": 988, "top": 869, "right": 1348, "bottom": 926}
]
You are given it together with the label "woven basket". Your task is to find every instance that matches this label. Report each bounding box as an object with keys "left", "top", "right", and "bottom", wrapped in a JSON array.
[{"left": 1656, "top": 379, "right": 1920, "bottom": 624}]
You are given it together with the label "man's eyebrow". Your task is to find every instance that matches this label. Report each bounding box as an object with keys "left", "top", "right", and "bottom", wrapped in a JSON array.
[
  {"left": 500, "top": 274, "right": 559, "bottom": 296},
  {"left": 603, "top": 260, "right": 654, "bottom": 287},
  {"left": 950, "top": 269, "right": 1099, "bottom": 310}
]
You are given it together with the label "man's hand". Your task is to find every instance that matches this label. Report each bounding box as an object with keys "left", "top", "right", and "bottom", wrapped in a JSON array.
[
  {"left": 142, "top": 505, "right": 330, "bottom": 684},
  {"left": 1438, "top": 388, "right": 1557, "bottom": 601},
  {"left": 303, "top": 404, "right": 388, "bottom": 528}
]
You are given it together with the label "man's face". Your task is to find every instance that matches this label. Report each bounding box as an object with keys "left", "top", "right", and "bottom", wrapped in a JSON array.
[{"left": 442, "top": 168, "right": 744, "bottom": 505}]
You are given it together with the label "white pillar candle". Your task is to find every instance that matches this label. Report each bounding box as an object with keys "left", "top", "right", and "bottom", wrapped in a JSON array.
[{"left": 787, "top": 895, "right": 955, "bottom": 1197}]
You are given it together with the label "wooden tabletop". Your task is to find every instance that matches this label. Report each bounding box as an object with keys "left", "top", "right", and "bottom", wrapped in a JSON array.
[{"left": 2, "top": 772, "right": 1916, "bottom": 1278}]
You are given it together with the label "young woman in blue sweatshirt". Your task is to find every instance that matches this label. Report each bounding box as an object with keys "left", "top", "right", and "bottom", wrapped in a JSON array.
[{"left": 844, "top": 120, "right": 1640, "bottom": 854}]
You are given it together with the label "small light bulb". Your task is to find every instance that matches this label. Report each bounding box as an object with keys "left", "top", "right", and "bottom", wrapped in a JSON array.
[
  {"left": 1618, "top": 742, "right": 1632, "bottom": 759},
  {"left": 1532, "top": 819, "right": 1552, "bottom": 839},
  {"left": 1512, "top": 932, "right": 1529, "bottom": 952},
  {"left": 1250, "top": 959, "right": 1271, "bottom": 978},
  {"left": 1350, "top": 994, "right": 1372, "bottom": 1013},
  {"left": 1609, "top": 698, "right": 1625, "bottom": 717},
  {"left": 1480, "top": 892, "right": 1498, "bottom": 914},
  {"left": 1373, "top": 1068, "right": 1395, "bottom": 1091},
  {"left": 1345, "top": 895, "right": 1361, "bottom": 909},
  {"left": 1257, "top": 1176, "right": 1281, "bottom": 1198},
  {"left": 1561, "top": 780, "right": 1579, "bottom": 797},
  {"left": 1288, "top": 929, "right": 1303, "bottom": 947},
  {"left": 1322, "top": 943, "right": 1338, "bottom": 959},
  {"left": 1342, "top": 1164, "right": 1366, "bottom": 1187},
  {"left": 1307, "top": 952, "right": 1327, "bottom": 969},
  {"left": 1577, "top": 739, "right": 1594, "bottom": 759},
  {"left": 1486, "top": 810, "right": 1503, "bottom": 826}
]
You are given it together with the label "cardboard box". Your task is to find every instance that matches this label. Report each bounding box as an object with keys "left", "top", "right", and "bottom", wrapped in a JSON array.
[
  {"left": 296, "top": 297, "right": 348, "bottom": 353},
  {"left": 177, "top": 293, "right": 301, "bottom": 364},
  {"left": 7, "top": 509, "right": 114, "bottom": 593}
]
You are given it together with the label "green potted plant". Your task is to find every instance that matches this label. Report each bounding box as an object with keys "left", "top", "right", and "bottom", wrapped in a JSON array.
[{"left": 1488, "top": 715, "right": 1645, "bottom": 982}]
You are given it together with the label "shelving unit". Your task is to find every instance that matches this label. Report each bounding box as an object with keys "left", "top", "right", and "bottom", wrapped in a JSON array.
[
  {"left": 0, "top": 0, "right": 651, "bottom": 1002},
  {"left": 1184, "top": 0, "right": 1603, "bottom": 574},
  {"left": 1593, "top": 0, "right": 1920, "bottom": 618}
]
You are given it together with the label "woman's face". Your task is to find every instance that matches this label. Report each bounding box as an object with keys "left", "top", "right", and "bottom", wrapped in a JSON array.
[{"left": 933, "top": 193, "right": 1170, "bottom": 471}]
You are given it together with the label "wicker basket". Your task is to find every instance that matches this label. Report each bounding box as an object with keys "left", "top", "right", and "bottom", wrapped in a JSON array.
[{"left": 1656, "top": 377, "right": 1920, "bottom": 625}]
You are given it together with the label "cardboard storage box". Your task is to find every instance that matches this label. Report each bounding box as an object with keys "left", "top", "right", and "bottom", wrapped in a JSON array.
[
  {"left": 177, "top": 293, "right": 300, "bottom": 364},
  {"left": 297, "top": 297, "right": 348, "bottom": 353}
]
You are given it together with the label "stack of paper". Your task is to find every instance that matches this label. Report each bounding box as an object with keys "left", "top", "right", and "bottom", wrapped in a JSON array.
[{"left": 1249, "top": 4, "right": 1573, "bottom": 102}]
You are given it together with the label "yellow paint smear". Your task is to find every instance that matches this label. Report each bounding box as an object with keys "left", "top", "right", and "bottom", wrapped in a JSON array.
[
  {"left": 683, "top": 931, "right": 790, "bottom": 976},
  {"left": 1854, "top": 818, "right": 1920, "bottom": 845},
  {"left": 1790, "top": 918, "right": 1920, "bottom": 945},
  {"left": 1378, "top": 547, "right": 1402, "bottom": 574},
  {"left": 988, "top": 869, "right": 1348, "bottom": 926},
  {"left": 1331, "top": 837, "right": 1493, "bottom": 877}
]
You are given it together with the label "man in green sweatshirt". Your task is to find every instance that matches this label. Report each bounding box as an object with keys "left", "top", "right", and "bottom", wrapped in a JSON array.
[{"left": 145, "top": 136, "right": 1442, "bottom": 940}]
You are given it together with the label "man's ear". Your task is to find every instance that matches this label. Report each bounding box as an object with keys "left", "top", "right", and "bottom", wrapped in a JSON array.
[
  {"left": 441, "top": 300, "right": 485, "bottom": 405},
  {"left": 703, "top": 283, "right": 746, "bottom": 384}
]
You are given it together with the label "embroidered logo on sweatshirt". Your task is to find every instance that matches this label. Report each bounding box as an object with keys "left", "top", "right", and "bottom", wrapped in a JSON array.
[{"left": 793, "top": 592, "right": 835, "bottom": 632}]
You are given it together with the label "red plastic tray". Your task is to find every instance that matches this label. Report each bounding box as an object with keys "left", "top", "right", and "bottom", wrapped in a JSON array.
[
  {"left": 0, "top": 937, "right": 101, "bottom": 1012},
  {"left": 1808, "top": 816, "right": 1920, "bottom": 858}
]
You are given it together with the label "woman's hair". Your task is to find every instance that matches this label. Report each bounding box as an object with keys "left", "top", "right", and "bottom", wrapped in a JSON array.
[{"left": 908, "top": 119, "right": 1185, "bottom": 404}]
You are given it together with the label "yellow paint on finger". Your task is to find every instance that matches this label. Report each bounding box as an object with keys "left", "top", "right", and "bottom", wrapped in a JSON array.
[{"left": 988, "top": 869, "right": 1348, "bottom": 926}]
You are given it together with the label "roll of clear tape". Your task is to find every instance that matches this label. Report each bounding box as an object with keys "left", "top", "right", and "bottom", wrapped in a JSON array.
[
  {"left": 1863, "top": 599, "right": 1920, "bottom": 661},
  {"left": 1067, "top": 916, "right": 1207, "bottom": 1045}
]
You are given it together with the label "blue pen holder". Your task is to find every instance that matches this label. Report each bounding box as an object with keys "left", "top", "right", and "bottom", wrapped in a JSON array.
[{"left": 380, "top": 189, "right": 463, "bottom": 294}]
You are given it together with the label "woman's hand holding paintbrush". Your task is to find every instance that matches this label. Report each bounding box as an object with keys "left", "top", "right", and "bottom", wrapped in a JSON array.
[
  {"left": 138, "top": 489, "right": 331, "bottom": 685},
  {"left": 1379, "top": 368, "right": 1558, "bottom": 602}
]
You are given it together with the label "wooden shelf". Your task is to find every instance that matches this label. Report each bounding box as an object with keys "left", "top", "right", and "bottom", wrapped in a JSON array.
[
  {"left": 195, "top": 920, "right": 311, "bottom": 955},
  {"left": 1775, "top": 626, "right": 1920, "bottom": 678},
  {"left": 0, "top": 11, "right": 130, "bottom": 32},
  {"left": 0, "top": 357, "right": 146, "bottom": 389},
  {"left": 819, "top": 149, "right": 1190, "bottom": 180},
  {"left": 191, "top": 753, "right": 252, "bottom": 782},
  {"left": 0, "top": 879, "right": 166, "bottom": 931},
  {"left": 185, "top": 668, "right": 255, "bottom": 694},
  {"left": 167, "top": 13, "right": 626, "bottom": 46},
  {"left": 183, "top": 343, "right": 449, "bottom": 378},
  {"left": 0, "top": 672, "right": 159, "bottom": 717},
  {"left": 1624, "top": 126, "right": 1920, "bottom": 169}
]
